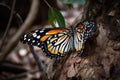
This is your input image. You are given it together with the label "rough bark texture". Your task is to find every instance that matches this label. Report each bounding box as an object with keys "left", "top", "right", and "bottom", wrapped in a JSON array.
[{"left": 50, "top": 0, "right": 120, "bottom": 80}]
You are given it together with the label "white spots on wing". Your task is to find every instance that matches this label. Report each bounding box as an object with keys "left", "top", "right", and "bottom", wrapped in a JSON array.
[
  {"left": 54, "top": 40, "right": 57, "bottom": 43},
  {"left": 47, "top": 40, "right": 49, "bottom": 44},
  {"left": 33, "top": 33, "right": 37, "bottom": 37},
  {"left": 24, "top": 38, "right": 27, "bottom": 40},
  {"left": 32, "top": 32, "right": 41, "bottom": 39},
  {"left": 28, "top": 39, "right": 30, "bottom": 41},
  {"left": 40, "top": 30, "right": 44, "bottom": 33},
  {"left": 32, "top": 40, "right": 35, "bottom": 43},
  {"left": 87, "top": 25, "right": 90, "bottom": 28},
  {"left": 24, "top": 34, "right": 27, "bottom": 38},
  {"left": 35, "top": 30, "right": 39, "bottom": 32},
  {"left": 37, "top": 35, "right": 40, "bottom": 39},
  {"left": 57, "top": 53, "right": 60, "bottom": 56},
  {"left": 85, "top": 33, "right": 89, "bottom": 37},
  {"left": 54, "top": 35, "right": 57, "bottom": 37},
  {"left": 37, "top": 43, "right": 40, "bottom": 46},
  {"left": 83, "top": 21, "right": 89, "bottom": 27}
]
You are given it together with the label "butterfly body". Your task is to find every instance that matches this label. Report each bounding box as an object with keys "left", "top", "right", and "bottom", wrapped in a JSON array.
[{"left": 21, "top": 21, "right": 95, "bottom": 58}]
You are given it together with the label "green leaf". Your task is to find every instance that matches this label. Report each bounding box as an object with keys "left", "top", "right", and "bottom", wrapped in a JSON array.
[
  {"left": 66, "top": 4, "right": 73, "bottom": 8},
  {"left": 48, "top": 7, "right": 65, "bottom": 28},
  {"left": 48, "top": 8, "right": 56, "bottom": 28}
]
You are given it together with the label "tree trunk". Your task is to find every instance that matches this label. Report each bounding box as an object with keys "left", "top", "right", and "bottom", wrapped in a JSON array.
[{"left": 50, "top": 0, "right": 120, "bottom": 80}]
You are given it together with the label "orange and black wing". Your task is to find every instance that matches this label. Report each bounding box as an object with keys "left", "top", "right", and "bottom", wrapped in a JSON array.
[
  {"left": 74, "top": 21, "right": 95, "bottom": 56},
  {"left": 40, "top": 28, "right": 73, "bottom": 58},
  {"left": 21, "top": 28, "right": 73, "bottom": 58},
  {"left": 74, "top": 23, "right": 84, "bottom": 56}
]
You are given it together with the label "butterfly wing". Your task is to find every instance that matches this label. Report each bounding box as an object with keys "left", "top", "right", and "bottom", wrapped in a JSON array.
[
  {"left": 20, "top": 28, "right": 51, "bottom": 47},
  {"left": 74, "top": 21, "right": 95, "bottom": 56},
  {"left": 82, "top": 21, "right": 95, "bottom": 41},
  {"left": 21, "top": 28, "right": 73, "bottom": 58},
  {"left": 41, "top": 28, "right": 73, "bottom": 58},
  {"left": 74, "top": 24, "right": 84, "bottom": 56}
]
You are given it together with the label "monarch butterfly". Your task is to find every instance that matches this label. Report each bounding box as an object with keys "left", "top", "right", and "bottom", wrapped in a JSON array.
[{"left": 21, "top": 21, "right": 95, "bottom": 58}]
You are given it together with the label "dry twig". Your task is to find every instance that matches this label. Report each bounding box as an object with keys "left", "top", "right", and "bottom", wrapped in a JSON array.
[
  {"left": 0, "top": 0, "right": 39, "bottom": 62},
  {"left": 0, "top": 0, "right": 16, "bottom": 50}
]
